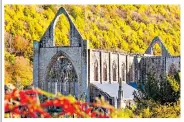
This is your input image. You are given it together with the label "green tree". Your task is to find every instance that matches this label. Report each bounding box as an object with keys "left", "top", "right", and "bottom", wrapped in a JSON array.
[{"left": 134, "top": 72, "right": 180, "bottom": 104}]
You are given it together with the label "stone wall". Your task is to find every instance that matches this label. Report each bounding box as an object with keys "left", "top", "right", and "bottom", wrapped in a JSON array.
[
  {"left": 38, "top": 47, "right": 82, "bottom": 96},
  {"left": 33, "top": 7, "right": 181, "bottom": 107},
  {"left": 139, "top": 56, "right": 166, "bottom": 82},
  {"left": 33, "top": 7, "right": 89, "bottom": 101},
  {"left": 89, "top": 50, "right": 122, "bottom": 84},
  {"left": 88, "top": 49, "right": 181, "bottom": 85},
  {"left": 118, "top": 54, "right": 127, "bottom": 82},
  {"left": 88, "top": 49, "right": 133, "bottom": 84},
  {"left": 166, "top": 56, "right": 180, "bottom": 75},
  {"left": 139, "top": 56, "right": 180, "bottom": 82},
  {"left": 145, "top": 36, "right": 171, "bottom": 57},
  {"left": 126, "top": 55, "right": 135, "bottom": 83}
]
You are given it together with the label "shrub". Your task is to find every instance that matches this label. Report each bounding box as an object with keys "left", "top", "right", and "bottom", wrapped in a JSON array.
[{"left": 4, "top": 85, "right": 120, "bottom": 118}]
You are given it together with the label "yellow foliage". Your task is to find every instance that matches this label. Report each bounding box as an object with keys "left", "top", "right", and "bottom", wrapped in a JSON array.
[
  {"left": 5, "top": 56, "right": 33, "bottom": 87},
  {"left": 4, "top": 5, "right": 180, "bottom": 88}
]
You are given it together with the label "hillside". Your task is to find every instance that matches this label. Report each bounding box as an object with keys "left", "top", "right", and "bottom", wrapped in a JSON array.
[{"left": 4, "top": 5, "right": 180, "bottom": 86}]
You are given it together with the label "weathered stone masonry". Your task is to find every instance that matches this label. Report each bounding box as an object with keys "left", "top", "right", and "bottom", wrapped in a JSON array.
[
  {"left": 33, "top": 7, "right": 88, "bottom": 100},
  {"left": 33, "top": 7, "right": 180, "bottom": 108}
]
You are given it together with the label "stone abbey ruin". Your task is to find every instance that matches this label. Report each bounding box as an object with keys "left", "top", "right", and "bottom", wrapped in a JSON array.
[{"left": 33, "top": 7, "right": 180, "bottom": 108}]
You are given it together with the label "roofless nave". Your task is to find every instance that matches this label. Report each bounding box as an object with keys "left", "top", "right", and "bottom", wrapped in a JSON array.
[{"left": 33, "top": 7, "right": 180, "bottom": 109}]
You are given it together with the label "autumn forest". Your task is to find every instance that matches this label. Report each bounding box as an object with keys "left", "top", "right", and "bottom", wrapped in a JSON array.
[{"left": 4, "top": 5, "right": 180, "bottom": 87}]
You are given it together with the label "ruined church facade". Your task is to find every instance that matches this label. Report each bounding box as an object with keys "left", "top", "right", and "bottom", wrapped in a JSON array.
[{"left": 33, "top": 7, "right": 180, "bottom": 108}]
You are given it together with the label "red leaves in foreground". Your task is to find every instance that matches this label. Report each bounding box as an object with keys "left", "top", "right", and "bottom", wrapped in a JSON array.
[{"left": 4, "top": 88, "right": 111, "bottom": 118}]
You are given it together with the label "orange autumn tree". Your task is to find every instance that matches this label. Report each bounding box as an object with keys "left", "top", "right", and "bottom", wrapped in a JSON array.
[{"left": 5, "top": 54, "right": 32, "bottom": 88}]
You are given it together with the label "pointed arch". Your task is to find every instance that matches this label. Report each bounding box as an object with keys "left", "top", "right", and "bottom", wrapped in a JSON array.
[
  {"left": 168, "top": 63, "right": 177, "bottom": 76},
  {"left": 94, "top": 60, "right": 98, "bottom": 81},
  {"left": 46, "top": 51, "right": 78, "bottom": 96},
  {"left": 103, "top": 61, "right": 107, "bottom": 81},
  {"left": 121, "top": 63, "right": 126, "bottom": 81},
  {"left": 112, "top": 61, "right": 117, "bottom": 81},
  {"left": 54, "top": 14, "right": 70, "bottom": 46},
  {"left": 145, "top": 36, "right": 171, "bottom": 57},
  {"left": 40, "top": 7, "right": 83, "bottom": 47}
]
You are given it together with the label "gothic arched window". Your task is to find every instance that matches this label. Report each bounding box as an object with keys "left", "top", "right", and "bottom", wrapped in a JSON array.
[
  {"left": 103, "top": 61, "right": 107, "bottom": 81},
  {"left": 46, "top": 54, "right": 77, "bottom": 96},
  {"left": 94, "top": 60, "right": 98, "bottom": 81},
  {"left": 129, "top": 62, "right": 134, "bottom": 81},
  {"left": 112, "top": 61, "right": 117, "bottom": 81},
  {"left": 152, "top": 42, "right": 162, "bottom": 56},
  {"left": 168, "top": 63, "right": 177, "bottom": 76},
  {"left": 122, "top": 63, "right": 125, "bottom": 81}
]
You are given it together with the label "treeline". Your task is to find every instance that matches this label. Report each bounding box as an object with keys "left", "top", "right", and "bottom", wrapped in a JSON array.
[{"left": 4, "top": 5, "right": 180, "bottom": 86}]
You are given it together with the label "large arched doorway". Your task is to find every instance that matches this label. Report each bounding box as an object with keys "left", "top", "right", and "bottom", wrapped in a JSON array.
[{"left": 46, "top": 53, "right": 77, "bottom": 96}]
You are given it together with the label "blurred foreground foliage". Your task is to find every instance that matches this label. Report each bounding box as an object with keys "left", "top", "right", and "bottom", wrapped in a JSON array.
[{"left": 5, "top": 83, "right": 180, "bottom": 118}]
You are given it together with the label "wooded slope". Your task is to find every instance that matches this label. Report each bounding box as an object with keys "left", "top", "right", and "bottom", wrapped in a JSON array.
[{"left": 4, "top": 5, "right": 180, "bottom": 86}]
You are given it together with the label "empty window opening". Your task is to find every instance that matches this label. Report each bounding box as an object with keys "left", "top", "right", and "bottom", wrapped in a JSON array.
[
  {"left": 152, "top": 43, "right": 162, "bottom": 56},
  {"left": 122, "top": 63, "right": 125, "bottom": 81},
  {"left": 54, "top": 14, "right": 70, "bottom": 46},
  {"left": 94, "top": 60, "right": 98, "bottom": 81},
  {"left": 168, "top": 63, "right": 177, "bottom": 76},
  {"left": 103, "top": 61, "right": 107, "bottom": 81},
  {"left": 112, "top": 61, "right": 117, "bottom": 81}
]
